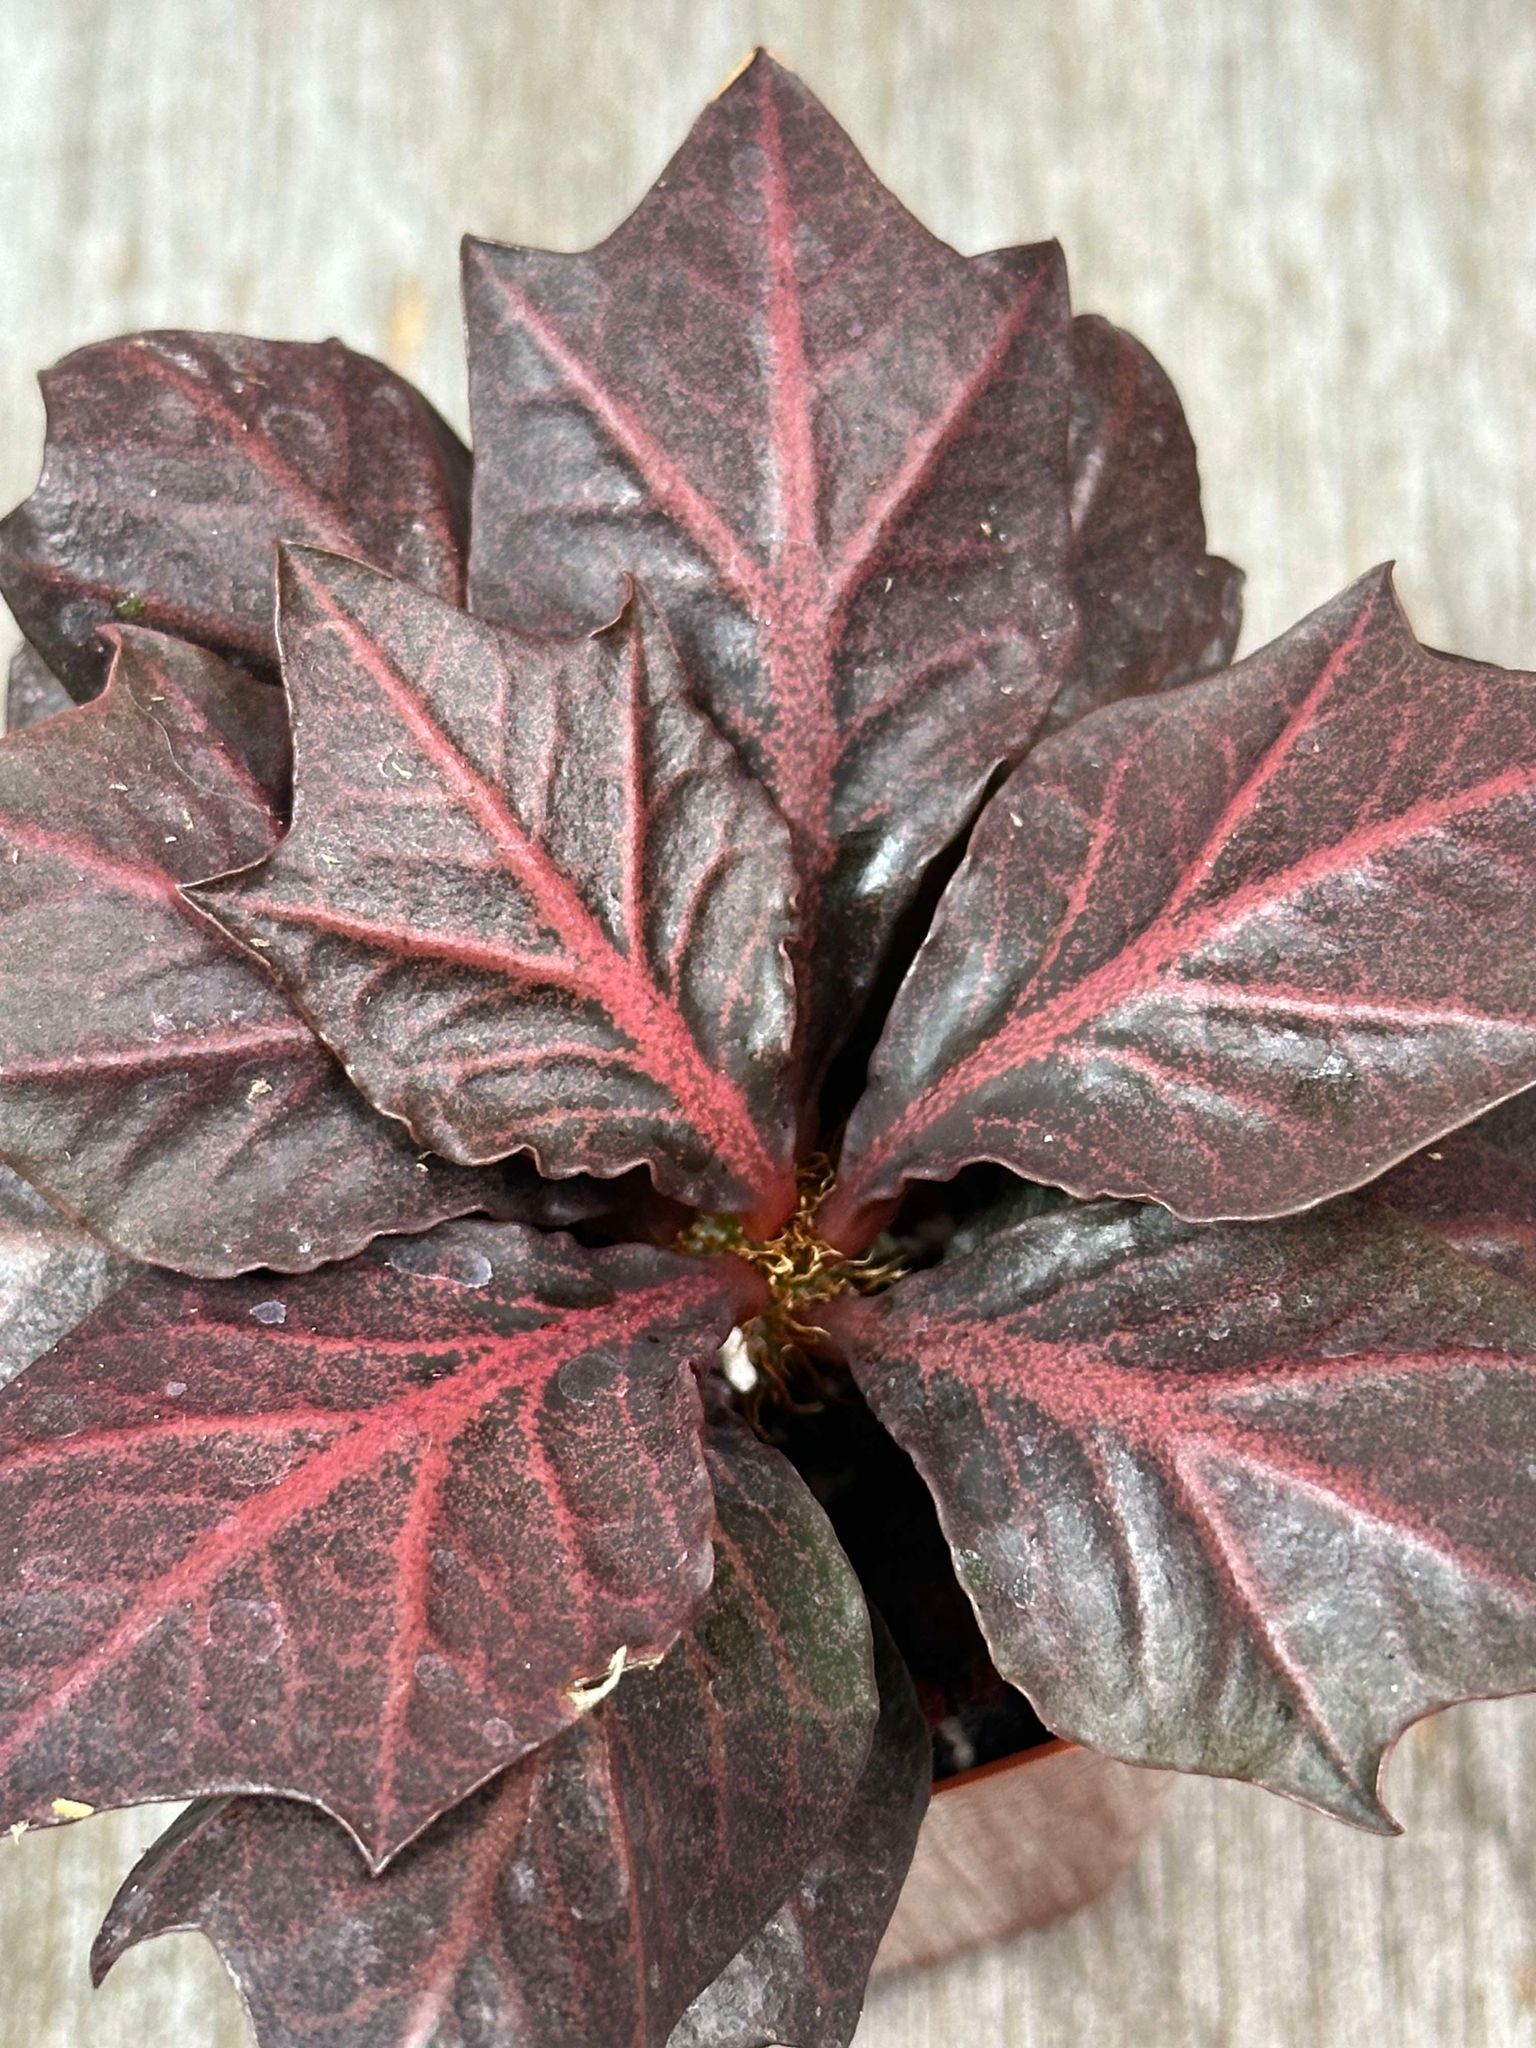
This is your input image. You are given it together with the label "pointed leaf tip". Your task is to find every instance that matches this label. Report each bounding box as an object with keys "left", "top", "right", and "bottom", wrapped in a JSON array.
[
  {"left": 0, "top": 1223, "right": 746, "bottom": 1864},
  {"left": 834, "top": 1197, "right": 1536, "bottom": 1824},
  {"left": 829, "top": 569, "right": 1536, "bottom": 1238},
  {"left": 0, "top": 630, "right": 511, "bottom": 1272},
  {"left": 90, "top": 1419, "right": 879, "bottom": 2048},
  {"left": 463, "top": 60, "right": 1079, "bottom": 1078},
  {"left": 194, "top": 553, "right": 800, "bottom": 1222}
]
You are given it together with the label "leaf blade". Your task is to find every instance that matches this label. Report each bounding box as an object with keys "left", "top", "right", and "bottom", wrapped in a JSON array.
[
  {"left": 189, "top": 550, "right": 799, "bottom": 1223},
  {"left": 1052, "top": 312, "right": 1242, "bottom": 732},
  {"left": 829, "top": 569, "right": 1536, "bottom": 1239},
  {"left": 666, "top": 1613, "right": 930, "bottom": 2048},
  {"left": 4, "top": 641, "right": 72, "bottom": 733},
  {"left": 0, "top": 333, "right": 469, "bottom": 700},
  {"left": 464, "top": 53, "right": 1078, "bottom": 1077},
  {"left": 1372, "top": 1091, "right": 1536, "bottom": 1286},
  {"left": 832, "top": 1198, "right": 1536, "bottom": 1824},
  {"left": 90, "top": 1414, "right": 878, "bottom": 2048},
  {"left": 0, "top": 630, "right": 513, "bottom": 1273},
  {"left": 0, "top": 1221, "right": 751, "bottom": 1863},
  {"left": 0, "top": 1165, "right": 127, "bottom": 1387}
]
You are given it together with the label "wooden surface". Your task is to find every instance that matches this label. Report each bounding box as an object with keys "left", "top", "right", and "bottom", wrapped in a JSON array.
[{"left": 1, "top": 0, "right": 1534, "bottom": 2041}]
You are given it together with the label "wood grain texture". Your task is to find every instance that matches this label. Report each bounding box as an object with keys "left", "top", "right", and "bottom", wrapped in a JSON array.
[{"left": 1, "top": 0, "right": 1533, "bottom": 2042}]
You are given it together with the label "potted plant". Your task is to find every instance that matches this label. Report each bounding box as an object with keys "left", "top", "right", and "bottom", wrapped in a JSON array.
[{"left": 1, "top": 51, "right": 1533, "bottom": 2048}]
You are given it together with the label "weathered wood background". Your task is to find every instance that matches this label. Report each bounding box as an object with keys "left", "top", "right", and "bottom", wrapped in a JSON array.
[{"left": 1, "top": 0, "right": 1533, "bottom": 2041}]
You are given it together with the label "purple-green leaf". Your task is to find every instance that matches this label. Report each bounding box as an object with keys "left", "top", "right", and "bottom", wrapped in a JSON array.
[
  {"left": 1373, "top": 1091, "right": 1536, "bottom": 1286},
  {"left": 668, "top": 1612, "right": 929, "bottom": 2048},
  {"left": 5, "top": 640, "right": 71, "bottom": 732},
  {"left": 0, "top": 1164, "right": 126, "bottom": 1387},
  {"left": 1051, "top": 312, "right": 1242, "bottom": 732}
]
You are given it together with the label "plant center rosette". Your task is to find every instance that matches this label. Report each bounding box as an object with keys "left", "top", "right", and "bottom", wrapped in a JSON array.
[{"left": 1, "top": 51, "right": 1535, "bottom": 2048}]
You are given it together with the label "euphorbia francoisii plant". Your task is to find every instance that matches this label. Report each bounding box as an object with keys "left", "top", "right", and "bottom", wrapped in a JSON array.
[{"left": 1, "top": 52, "right": 1534, "bottom": 2048}]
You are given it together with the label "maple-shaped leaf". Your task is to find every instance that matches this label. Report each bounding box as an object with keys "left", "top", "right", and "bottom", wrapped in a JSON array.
[
  {"left": 464, "top": 51, "right": 1078, "bottom": 1076},
  {"left": 668, "top": 1612, "right": 929, "bottom": 2048},
  {"left": 0, "top": 1220, "right": 753, "bottom": 1866},
  {"left": 189, "top": 548, "right": 799, "bottom": 1226},
  {"left": 1372, "top": 1091, "right": 1536, "bottom": 1286},
  {"left": 829, "top": 1197, "right": 1536, "bottom": 1825},
  {"left": 0, "top": 628, "right": 519, "bottom": 1273},
  {"left": 5, "top": 640, "right": 71, "bottom": 732},
  {"left": 0, "top": 333, "right": 469, "bottom": 701},
  {"left": 0, "top": 1164, "right": 127, "bottom": 1387},
  {"left": 827, "top": 569, "right": 1536, "bottom": 1243},
  {"left": 90, "top": 1413, "right": 878, "bottom": 2048},
  {"left": 1049, "top": 313, "right": 1242, "bottom": 734}
]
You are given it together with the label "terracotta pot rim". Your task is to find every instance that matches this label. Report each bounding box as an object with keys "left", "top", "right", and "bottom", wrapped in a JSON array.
[
  {"left": 931, "top": 1733, "right": 1073, "bottom": 1800},
  {"left": 879, "top": 1736, "right": 1170, "bottom": 1972}
]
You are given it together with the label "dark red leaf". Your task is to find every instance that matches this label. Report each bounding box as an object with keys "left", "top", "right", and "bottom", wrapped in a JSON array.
[
  {"left": 1373, "top": 1090, "right": 1536, "bottom": 1286},
  {"left": 90, "top": 1413, "right": 877, "bottom": 2048},
  {"left": 828, "top": 569, "right": 1536, "bottom": 1244},
  {"left": 0, "top": 1164, "right": 126, "bottom": 1387},
  {"left": 668, "top": 1613, "right": 929, "bottom": 2048},
  {"left": 1048, "top": 313, "right": 1242, "bottom": 733},
  {"left": 189, "top": 549, "right": 799, "bottom": 1227},
  {"left": 0, "top": 333, "right": 469, "bottom": 701},
  {"left": 463, "top": 52, "right": 1076, "bottom": 1076},
  {"left": 0, "top": 1221, "right": 752, "bottom": 1865},
  {"left": 0, "top": 627, "right": 524, "bottom": 1274},
  {"left": 5, "top": 640, "right": 71, "bottom": 732},
  {"left": 830, "top": 1197, "right": 1536, "bottom": 1826}
]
